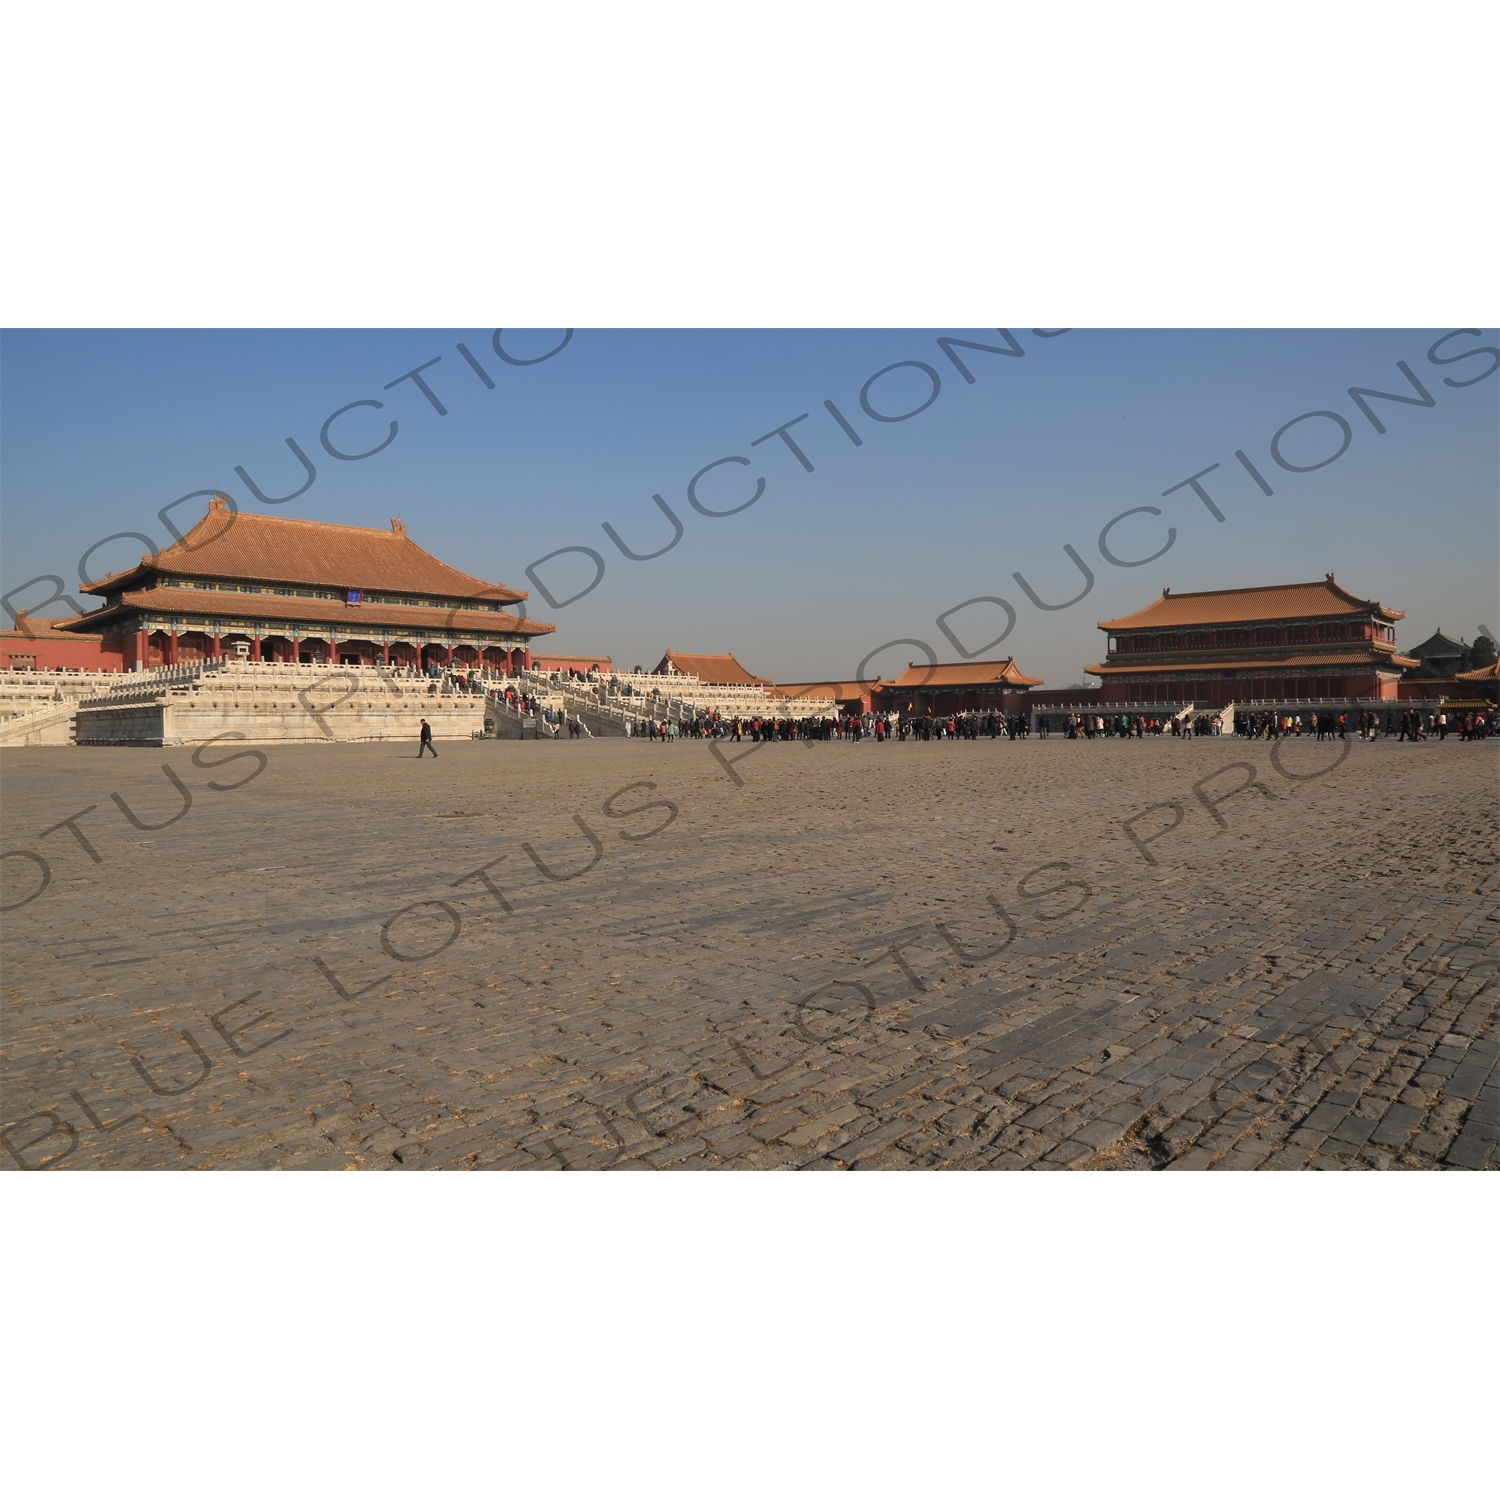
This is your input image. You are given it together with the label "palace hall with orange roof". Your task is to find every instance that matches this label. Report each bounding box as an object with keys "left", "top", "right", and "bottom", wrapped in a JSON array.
[
  {"left": 651, "top": 650, "right": 773, "bottom": 685},
  {"left": 880, "top": 658, "right": 1043, "bottom": 716},
  {"left": 1088, "top": 575, "right": 1417, "bottom": 707},
  {"left": 58, "top": 498, "right": 554, "bottom": 671}
]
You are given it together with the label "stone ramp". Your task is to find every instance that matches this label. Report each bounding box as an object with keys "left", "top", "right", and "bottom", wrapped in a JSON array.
[{"left": 0, "top": 701, "right": 80, "bottom": 747}]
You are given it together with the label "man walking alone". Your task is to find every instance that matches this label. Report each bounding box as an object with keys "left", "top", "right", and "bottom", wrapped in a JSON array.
[{"left": 418, "top": 718, "right": 437, "bottom": 757}]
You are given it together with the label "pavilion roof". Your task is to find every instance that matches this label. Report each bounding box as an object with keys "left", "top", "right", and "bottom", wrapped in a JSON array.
[
  {"left": 80, "top": 499, "right": 528, "bottom": 604},
  {"left": 653, "top": 650, "right": 771, "bottom": 685},
  {"left": 1455, "top": 659, "right": 1499, "bottom": 681},
  {"left": 887, "top": 658, "right": 1043, "bottom": 689},
  {"left": 1098, "top": 576, "right": 1404, "bottom": 631},
  {"left": 1409, "top": 630, "right": 1466, "bottom": 659},
  {"left": 60, "top": 587, "right": 553, "bottom": 637}
]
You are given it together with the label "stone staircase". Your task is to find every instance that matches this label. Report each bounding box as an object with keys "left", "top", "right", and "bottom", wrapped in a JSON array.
[
  {"left": 484, "top": 684, "right": 624, "bottom": 738},
  {"left": 485, "top": 694, "right": 558, "bottom": 739}
]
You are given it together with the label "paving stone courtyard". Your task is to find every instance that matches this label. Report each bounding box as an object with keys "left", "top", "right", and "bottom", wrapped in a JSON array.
[{"left": 2, "top": 730, "right": 1495, "bottom": 1170}]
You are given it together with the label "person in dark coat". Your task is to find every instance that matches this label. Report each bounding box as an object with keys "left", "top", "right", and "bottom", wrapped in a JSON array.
[{"left": 418, "top": 718, "right": 437, "bottom": 757}]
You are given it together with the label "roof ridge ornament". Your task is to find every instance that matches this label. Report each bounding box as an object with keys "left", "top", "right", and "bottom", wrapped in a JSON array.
[{"left": 391, "top": 518, "right": 406, "bottom": 536}]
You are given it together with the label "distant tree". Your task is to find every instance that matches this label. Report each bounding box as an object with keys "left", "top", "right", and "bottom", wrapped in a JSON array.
[{"left": 1461, "top": 635, "right": 1497, "bottom": 673}]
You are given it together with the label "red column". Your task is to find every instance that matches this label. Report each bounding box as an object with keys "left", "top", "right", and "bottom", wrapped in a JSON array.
[
  {"left": 135, "top": 629, "right": 148, "bottom": 669},
  {"left": 522, "top": 649, "right": 532, "bottom": 670},
  {"left": 212, "top": 629, "right": 222, "bottom": 658},
  {"left": 169, "top": 629, "right": 180, "bottom": 665},
  {"left": 292, "top": 633, "right": 301, "bottom": 663},
  {"left": 251, "top": 634, "right": 262, "bottom": 662}
]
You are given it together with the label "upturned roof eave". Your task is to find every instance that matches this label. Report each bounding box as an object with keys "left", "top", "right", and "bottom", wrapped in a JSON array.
[
  {"left": 54, "top": 606, "right": 128, "bottom": 633},
  {"left": 1454, "top": 660, "right": 1500, "bottom": 680}
]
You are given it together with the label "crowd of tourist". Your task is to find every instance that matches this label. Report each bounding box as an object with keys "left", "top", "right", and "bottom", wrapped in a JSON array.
[
  {"left": 625, "top": 712, "right": 876, "bottom": 741},
  {"left": 616, "top": 710, "right": 1053, "bottom": 742},
  {"left": 1226, "top": 707, "right": 1492, "bottom": 741},
  {"left": 1044, "top": 707, "right": 1492, "bottom": 742},
  {"left": 604, "top": 703, "right": 1492, "bottom": 744},
  {"left": 473, "top": 668, "right": 1493, "bottom": 747}
]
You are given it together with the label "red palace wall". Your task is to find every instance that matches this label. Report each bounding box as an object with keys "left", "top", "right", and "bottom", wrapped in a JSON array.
[{"left": 1, "top": 630, "right": 125, "bottom": 672}]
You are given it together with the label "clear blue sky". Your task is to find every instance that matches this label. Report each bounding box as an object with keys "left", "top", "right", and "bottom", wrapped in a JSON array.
[{"left": 2, "top": 328, "right": 1495, "bottom": 687}]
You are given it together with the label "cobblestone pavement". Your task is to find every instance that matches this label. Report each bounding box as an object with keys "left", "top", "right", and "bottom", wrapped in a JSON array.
[{"left": 2, "top": 731, "right": 1495, "bottom": 1170}]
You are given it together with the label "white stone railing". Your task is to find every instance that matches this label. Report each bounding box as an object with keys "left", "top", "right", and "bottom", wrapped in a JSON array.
[
  {"left": 0, "top": 685, "right": 74, "bottom": 710},
  {"left": 74, "top": 659, "right": 480, "bottom": 710},
  {"left": 0, "top": 666, "right": 126, "bottom": 683}
]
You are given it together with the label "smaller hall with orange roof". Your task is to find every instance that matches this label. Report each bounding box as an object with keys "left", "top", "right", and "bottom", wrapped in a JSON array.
[
  {"left": 61, "top": 497, "right": 555, "bottom": 672},
  {"left": 881, "top": 657, "right": 1043, "bottom": 716},
  {"left": 1088, "top": 575, "right": 1416, "bottom": 707},
  {"left": 652, "top": 650, "right": 772, "bottom": 685}
]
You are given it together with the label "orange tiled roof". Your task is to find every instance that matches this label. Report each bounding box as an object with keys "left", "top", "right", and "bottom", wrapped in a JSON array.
[
  {"left": 1086, "top": 651, "right": 1416, "bottom": 676},
  {"left": 1099, "top": 576, "right": 1404, "bottom": 631},
  {"left": 888, "top": 658, "right": 1043, "bottom": 689},
  {"left": 654, "top": 650, "right": 771, "bottom": 685},
  {"left": 66, "top": 588, "right": 551, "bottom": 637},
  {"left": 79, "top": 499, "right": 528, "bottom": 604},
  {"left": 534, "top": 654, "right": 613, "bottom": 669},
  {"left": 2, "top": 611, "right": 105, "bottom": 642},
  {"left": 1455, "top": 659, "right": 1499, "bottom": 681},
  {"left": 773, "top": 681, "right": 883, "bottom": 701}
]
